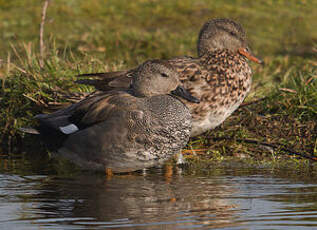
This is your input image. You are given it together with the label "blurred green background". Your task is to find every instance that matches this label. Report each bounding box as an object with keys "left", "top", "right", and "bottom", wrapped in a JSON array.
[{"left": 0, "top": 0, "right": 315, "bottom": 65}]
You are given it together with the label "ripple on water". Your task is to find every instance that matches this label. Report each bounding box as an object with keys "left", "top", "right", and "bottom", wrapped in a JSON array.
[{"left": 1, "top": 160, "right": 317, "bottom": 229}]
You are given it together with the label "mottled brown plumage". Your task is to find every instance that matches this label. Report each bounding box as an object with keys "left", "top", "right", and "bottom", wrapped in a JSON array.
[
  {"left": 22, "top": 60, "right": 199, "bottom": 173},
  {"left": 73, "top": 18, "right": 262, "bottom": 136}
]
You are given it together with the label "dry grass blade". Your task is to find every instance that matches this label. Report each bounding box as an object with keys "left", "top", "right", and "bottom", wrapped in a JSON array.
[
  {"left": 39, "top": 0, "right": 51, "bottom": 68},
  {"left": 279, "top": 88, "right": 297, "bottom": 94}
]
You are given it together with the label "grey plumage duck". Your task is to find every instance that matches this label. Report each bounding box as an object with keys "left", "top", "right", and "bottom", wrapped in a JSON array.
[
  {"left": 75, "top": 18, "right": 263, "bottom": 136},
  {"left": 21, "top": 60, "right": 199, "bottom": 173}
]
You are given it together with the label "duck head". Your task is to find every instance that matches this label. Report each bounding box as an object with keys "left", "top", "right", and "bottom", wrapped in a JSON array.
[
  {"left": 197, "top": 18, "right": 263, "bottom": 64},
  {"left": 131, "top": 60, "right": 199, "bottom": 103}
]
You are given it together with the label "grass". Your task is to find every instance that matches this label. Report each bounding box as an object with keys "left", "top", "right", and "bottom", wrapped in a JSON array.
[{"left": 0, "top": 0, "right": 316, "bottom": 164}]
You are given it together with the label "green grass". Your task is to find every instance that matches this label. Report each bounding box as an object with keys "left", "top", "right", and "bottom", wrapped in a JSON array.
[{"left": 0, "top": 0, "right": 316, "bottom": 162}]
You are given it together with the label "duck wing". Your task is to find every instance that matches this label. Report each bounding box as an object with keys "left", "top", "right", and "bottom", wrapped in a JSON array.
[
  {"left": 76, "top": 70, "right": 134, "bottom": 91},
  {"left": 36, "top": 91, "right": 134, "bottom": 136},
  {"left": 75, "top": 56, "right": 198, "bottom": 91},
  {"left": 36, "top": 91, "right": 143, "bottom": 154}
]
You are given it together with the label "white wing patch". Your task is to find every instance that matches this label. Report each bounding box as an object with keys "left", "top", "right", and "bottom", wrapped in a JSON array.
[{"left": 59, "top": 124, "right": 79, "bottom": 134}]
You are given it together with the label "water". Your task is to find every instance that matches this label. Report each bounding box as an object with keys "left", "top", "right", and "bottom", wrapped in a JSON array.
[{"left": 1, "top": 157, "right": 317, "bottom": 229}]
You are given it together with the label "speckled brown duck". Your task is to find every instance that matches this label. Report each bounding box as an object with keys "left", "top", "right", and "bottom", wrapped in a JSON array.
[
  {"left": 74, "top": 18, "right": 263, "bottom": 136},
  {"left": 21, "top": 60, "right": 199, "bottom": 173}
]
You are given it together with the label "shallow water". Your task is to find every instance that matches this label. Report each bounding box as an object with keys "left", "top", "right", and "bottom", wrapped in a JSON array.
[{"left": 1, "top": 157, "right": 317, "bottom": 229}]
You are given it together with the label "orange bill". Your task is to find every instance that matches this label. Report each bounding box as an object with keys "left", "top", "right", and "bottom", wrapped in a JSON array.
[{"left": 238, "top": 48, "right": 263, "bottom": 64}]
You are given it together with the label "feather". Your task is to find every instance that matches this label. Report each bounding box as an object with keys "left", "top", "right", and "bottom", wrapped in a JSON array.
[{"left": 59, "top": 124, "right": 79, "bottom": 134}]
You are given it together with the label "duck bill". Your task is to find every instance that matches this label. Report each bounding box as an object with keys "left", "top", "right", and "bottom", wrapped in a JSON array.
[
  {"left": 238, "top": 48, "right": 263, "bottom": 64},
  {"left": 171, "top": 86, "right": 200, "bottom": 103}
]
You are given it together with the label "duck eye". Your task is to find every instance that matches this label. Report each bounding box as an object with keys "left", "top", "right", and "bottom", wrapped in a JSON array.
[{"left": 160, "top": 73, "right": 169, "bottom": 78}]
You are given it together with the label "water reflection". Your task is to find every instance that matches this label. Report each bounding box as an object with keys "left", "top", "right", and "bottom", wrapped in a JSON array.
[
  {"left": 33, "top": 170, "right": 239, "bottom": 229},
  {"left": 1, "top": 158, "right": 317, "bottom": 229}
]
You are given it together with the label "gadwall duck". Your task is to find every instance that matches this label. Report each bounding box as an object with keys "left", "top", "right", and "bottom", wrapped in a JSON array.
[
  {"left": 75, "top": 18, "right": 263, "bottom": 136},
  {"left": 21, "top": 60, "right": 199, "bottom": 173}
]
